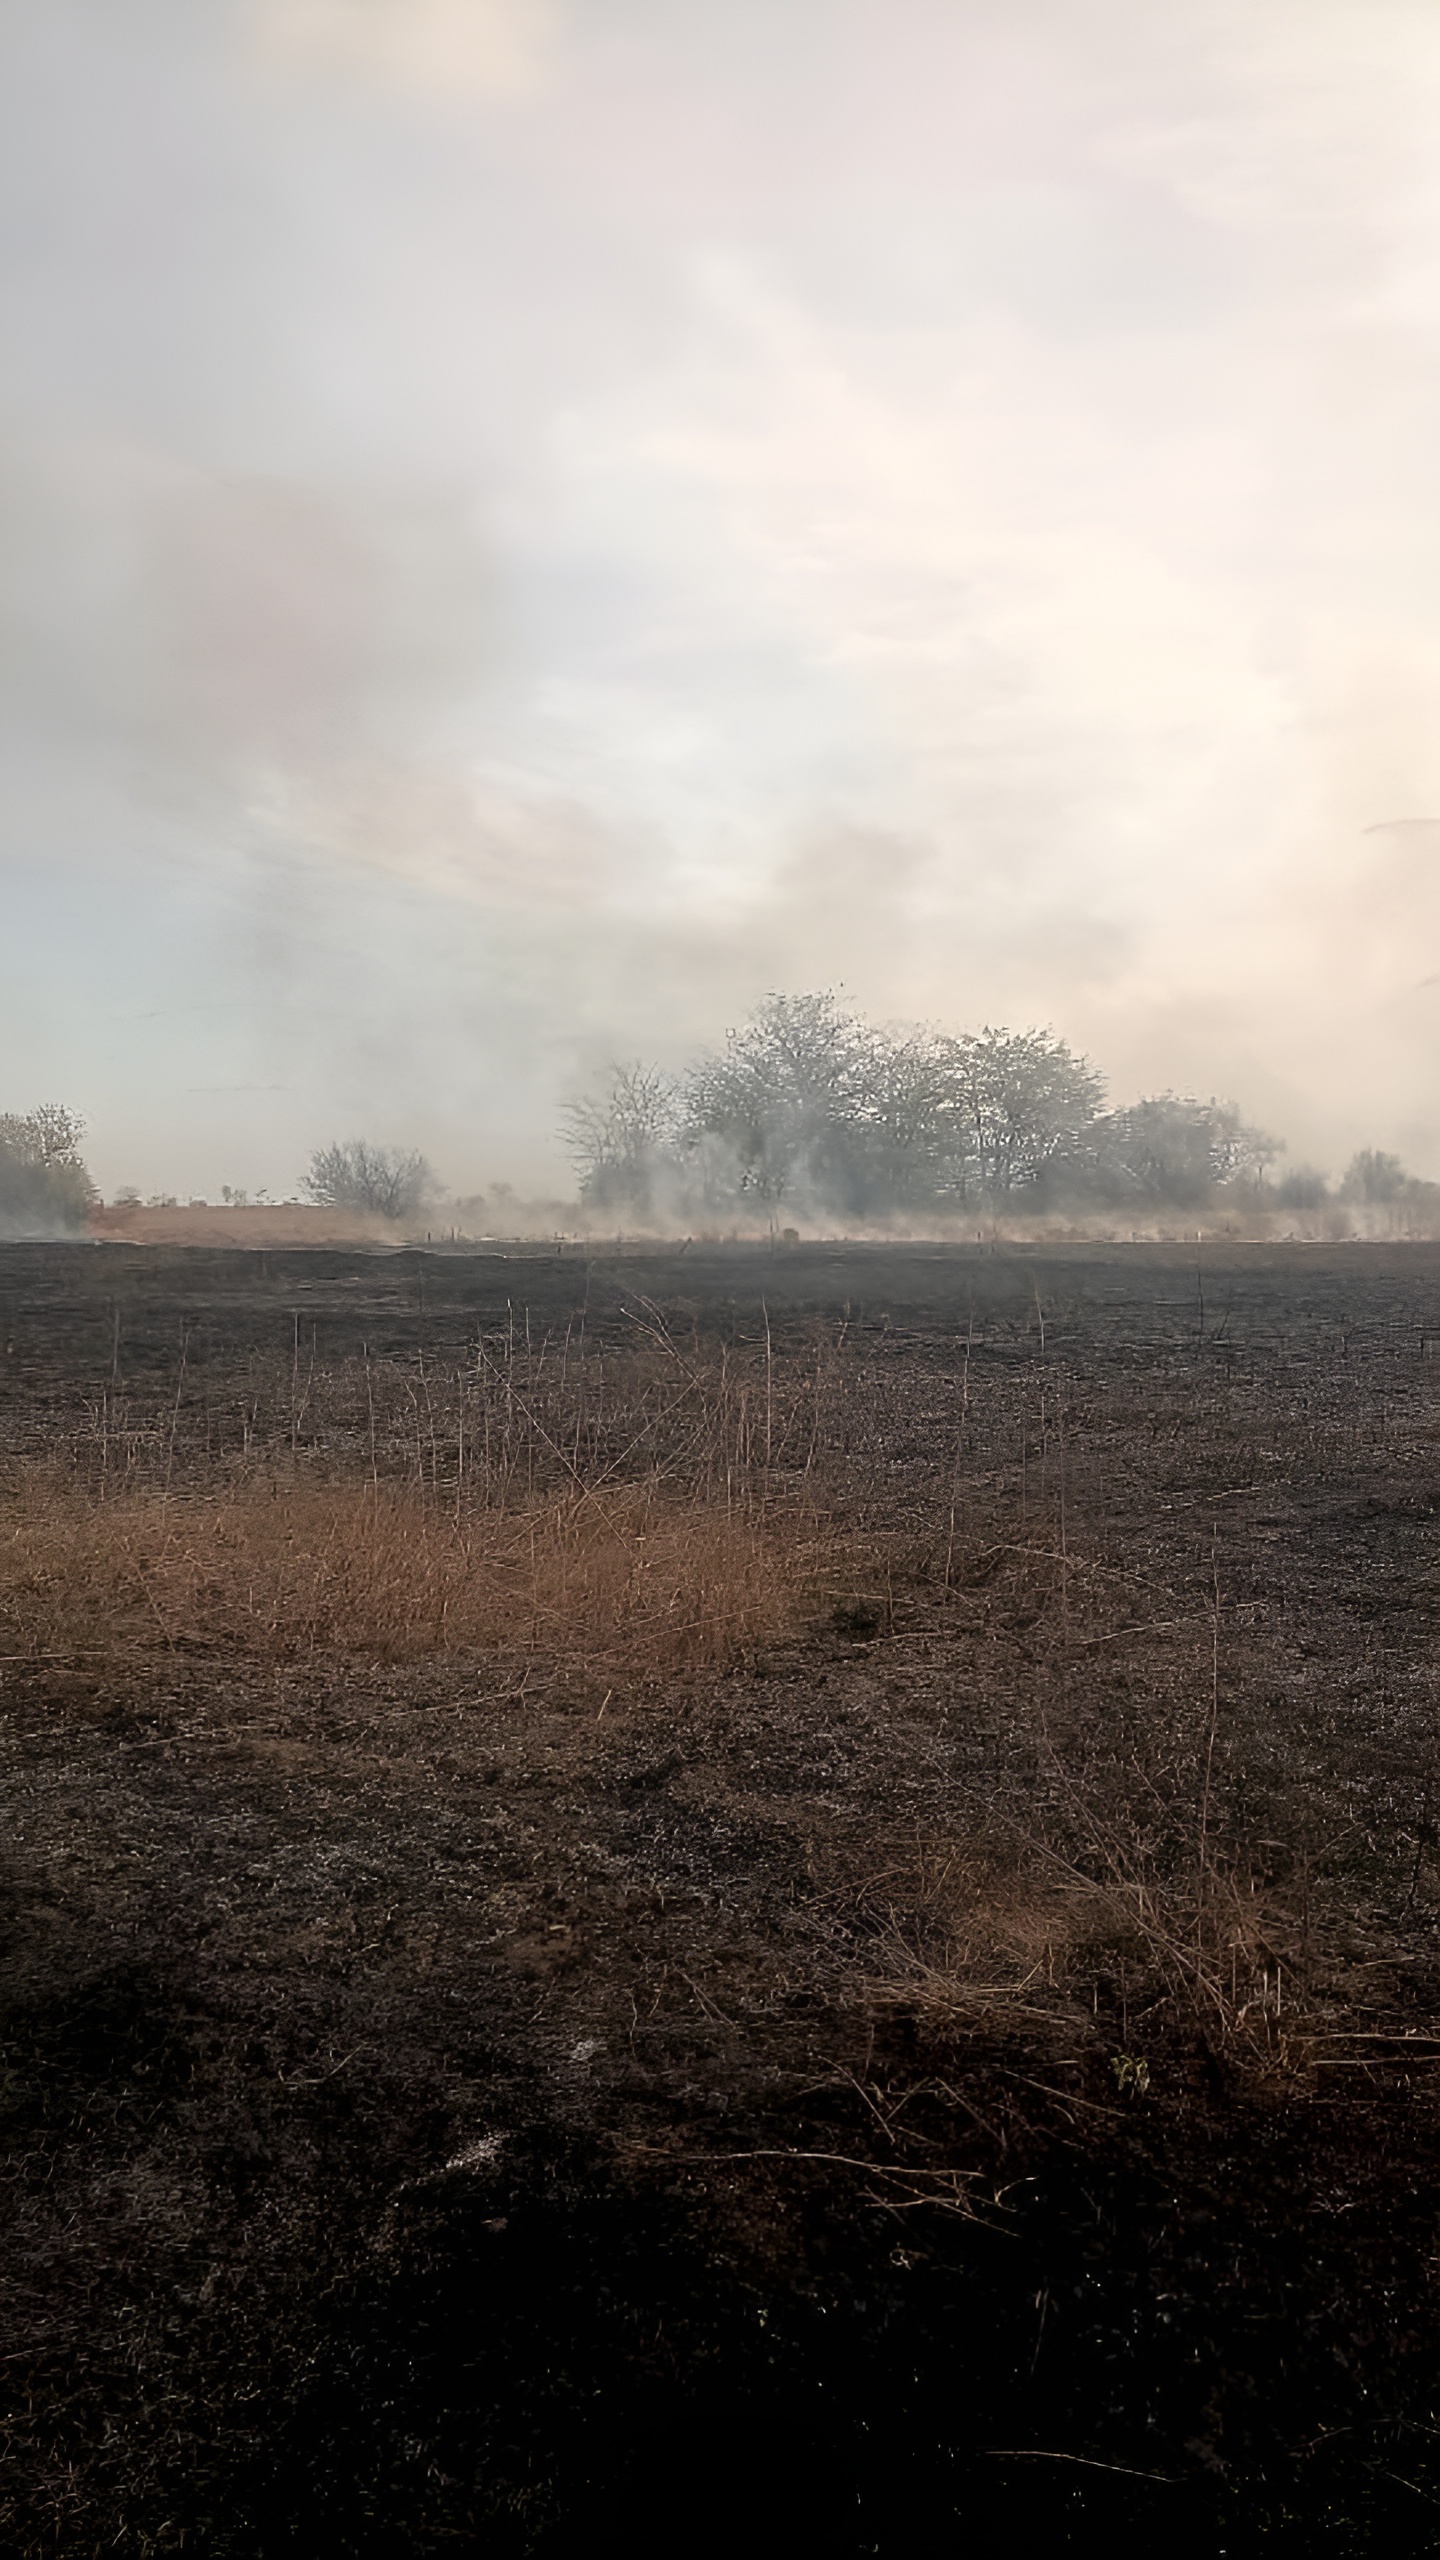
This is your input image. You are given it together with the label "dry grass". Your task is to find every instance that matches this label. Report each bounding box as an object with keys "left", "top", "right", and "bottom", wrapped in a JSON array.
[
  {"left": 0, "top": 1299, "right": 1396, "bottom": 2072},
  {"left": 2, "top": 1316, "right": 859, "bottom": 1677},
  {"left": 845, "top": 1733, "right": 1317, "bottom": 2066},
  {"left": 0, "top": 1473, "right": 840, "bottom": 1675},
  {"left": 858, "top": 1859, "right": 1306, "bottom": 2065}
]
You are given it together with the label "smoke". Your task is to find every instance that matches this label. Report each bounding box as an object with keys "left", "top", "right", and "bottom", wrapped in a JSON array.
[
  {"left": 5, "top": 1, "right": 1440, "bottom": 1199},
  {"left": 250, "top": 0, "right": 558, "bottom": 100}
]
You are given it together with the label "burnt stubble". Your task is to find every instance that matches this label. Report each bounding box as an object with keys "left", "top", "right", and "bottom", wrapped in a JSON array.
[{"left": 4, "top": 1238, "right": 1440, "bottom": 2553}]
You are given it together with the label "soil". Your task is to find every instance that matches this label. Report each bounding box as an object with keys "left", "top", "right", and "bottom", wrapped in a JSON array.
[{"left": 3, "top": 1238, "right": 1440, "bottom": 2555}]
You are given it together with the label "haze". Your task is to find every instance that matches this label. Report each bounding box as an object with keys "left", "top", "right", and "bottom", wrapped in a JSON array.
[{"left": 5, "top": 0, "right": 1440, "bottom": 1202}]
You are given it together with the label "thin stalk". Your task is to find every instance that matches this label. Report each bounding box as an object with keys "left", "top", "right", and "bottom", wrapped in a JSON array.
[
  {"left": 361, "top": 1342, "right": 378, "bottom": 1503},
  {"left": 163, "top": 1326, "right": 188, "bottom": 1508},
  {"left": 944, "top": 1327, "right": 972, "bottom": 1592},
  {"left": 1198, "top": 1526, "right": 1221, "bottom": 1920}
]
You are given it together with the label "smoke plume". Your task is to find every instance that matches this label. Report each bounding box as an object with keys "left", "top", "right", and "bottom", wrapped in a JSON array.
[{"left": 4, "top": 1, "right": 1440, "bottom": 1200}]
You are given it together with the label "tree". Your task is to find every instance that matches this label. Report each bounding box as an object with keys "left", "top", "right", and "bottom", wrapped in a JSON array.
[
  {"left": 0, "top": 1105, "right": 95, "bottom": 1233},
  {"left": 0, "top": 1103, "right": 87, "bottom": 1167},
  {"left": 678, "top": 992, "right": 879, "bottom": 1211},
  {"left": 934, "top": 1028, "right": 1105, "bottom": 1201},
  {"left": 561, "top": 1063, "right": 679, "bottom": 1216},
  {"left": 1339, "top": 1149, "right": 1406, "bottom": 1205},
  {"left": 856, "top": 1026, "right": 967, "bottom": 1211},
  {"left": 565, "top": 1001, "right": 1109, "bottom": 1221},
  {"left": 301, "top": 1140, "right": 433, "bottom": 1221},
  {"left": 554, "top": 992, "right": 1296, "bottom": 1229},
  {"left": 1093, "top": 1094, "right": 1278, "bottom": 1207},
  {"left": 1274, "top": 1165, "right": 1331, "bottom": 1210}
]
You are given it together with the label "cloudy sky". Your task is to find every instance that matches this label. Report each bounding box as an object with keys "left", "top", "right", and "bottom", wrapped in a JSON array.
[{"left": 5, "top": 0, "right": 1440, "bottom": 1198}]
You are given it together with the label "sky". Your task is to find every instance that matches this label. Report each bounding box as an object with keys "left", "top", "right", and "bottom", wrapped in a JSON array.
[{"left": 5, "top": 0, "right": 1440, "bottom": 1200}]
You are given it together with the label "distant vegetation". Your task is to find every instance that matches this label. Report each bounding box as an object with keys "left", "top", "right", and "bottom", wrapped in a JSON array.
[
  {"left": 0, "top": 1106, "right": 95, "bottom": 1236},
  {"left": 562, "top": 991, "right": 1439, "bottom": 1229},
  {"left": 301, "top": 1139, "right": 434, "bottom": 1222},
  {"left": 7, "top": 1019, "right": 1433, "bottom": 1244}
]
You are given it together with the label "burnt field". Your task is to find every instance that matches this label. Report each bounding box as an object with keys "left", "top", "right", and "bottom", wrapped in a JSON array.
[{"left": 4, "top": 1236, "right": 1440, "bottom": 2553}]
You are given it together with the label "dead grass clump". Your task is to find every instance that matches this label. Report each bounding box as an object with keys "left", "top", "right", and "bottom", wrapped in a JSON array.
[
  {"left": 0, "top": 1474, "right": 839, "bottom": 1675},
  {"left": 851, "top": 1829, "right": 1309, "bottom": 2068},
  {"left": 852, "top": 1841, "right": 1131, "bottom": 2034}
]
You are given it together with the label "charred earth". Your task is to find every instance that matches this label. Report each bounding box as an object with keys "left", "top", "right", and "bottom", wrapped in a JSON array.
[{"left": 3, "top": 1239, "right": 1440, "bottom": 2553}]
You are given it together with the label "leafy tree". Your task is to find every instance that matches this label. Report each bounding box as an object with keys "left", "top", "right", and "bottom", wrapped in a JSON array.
[
  {"left": 1274, "top": 1165, "right": 1331, "bottom": 1210},
  {"left": 0, "top": 1105, "right": 95, "bottom": 1233},
  {"left": 680, "top": 991, "right": 888, "bottom": 1212},
  {"left": 934, "top": 1028, "right": 1105, "bottom": 1201},
  {"left": 1339, "top": 1149, "right": 1407, "bottom": 1205},
  {"left": 301, "top": 1140, "right": 433, "bottom": 1221},
  {"left": 565, "top": 1001, "right": 1109, "bottom": 1221},
  {"left": 856, "top": 1026, "right": 967, "bottom": 1210},
  {"left": 0, "top": 1103, "right": 86, "bottom": 1166},
  {"left": 561, "top": 1063, "right": 679, "bottom": 1216},
  {"left": 1094, "top": 1094, "right": 1278, "bottom": 1207},
  {"left": 553, "top": 992, "right": 1330, "bottom": 1229}
]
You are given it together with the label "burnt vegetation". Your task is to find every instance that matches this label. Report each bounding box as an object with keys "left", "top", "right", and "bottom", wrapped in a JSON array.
[{"left": 3, "top": 1236, "right": 1440, "bottom": 2549}]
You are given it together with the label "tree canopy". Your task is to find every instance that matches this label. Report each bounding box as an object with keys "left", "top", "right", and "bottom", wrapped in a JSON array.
[
  {"left": 0, "top": 1106, "right": 95, "bottom": 1235},
  {"left": 562, "top": 992, "right": 1281, "bottom": 1223}
]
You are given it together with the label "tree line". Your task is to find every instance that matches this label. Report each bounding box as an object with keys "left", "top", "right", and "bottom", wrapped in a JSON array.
[
  {"left": 5, "top": 998, "right": 1434, "bottom": 1234},
  {"left": 558, "top": 990, "right": 1421, "bottom": 1226}
]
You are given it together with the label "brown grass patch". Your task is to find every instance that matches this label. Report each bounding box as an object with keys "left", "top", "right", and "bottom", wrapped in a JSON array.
[
  {"left": 849, "top": 1821, "right": 1310, "bottom": 2063},
  {"left": 0, "top": 1473, "right": 840, "bottom": 1675}
]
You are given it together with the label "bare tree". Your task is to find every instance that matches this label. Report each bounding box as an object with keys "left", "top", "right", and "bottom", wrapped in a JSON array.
[
  {"left": 562, "top": 1063, "right": 678, "bottom": 1215},
  {"left": 301, "top": 1140, "right": 434, "bottom": 1221}
]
